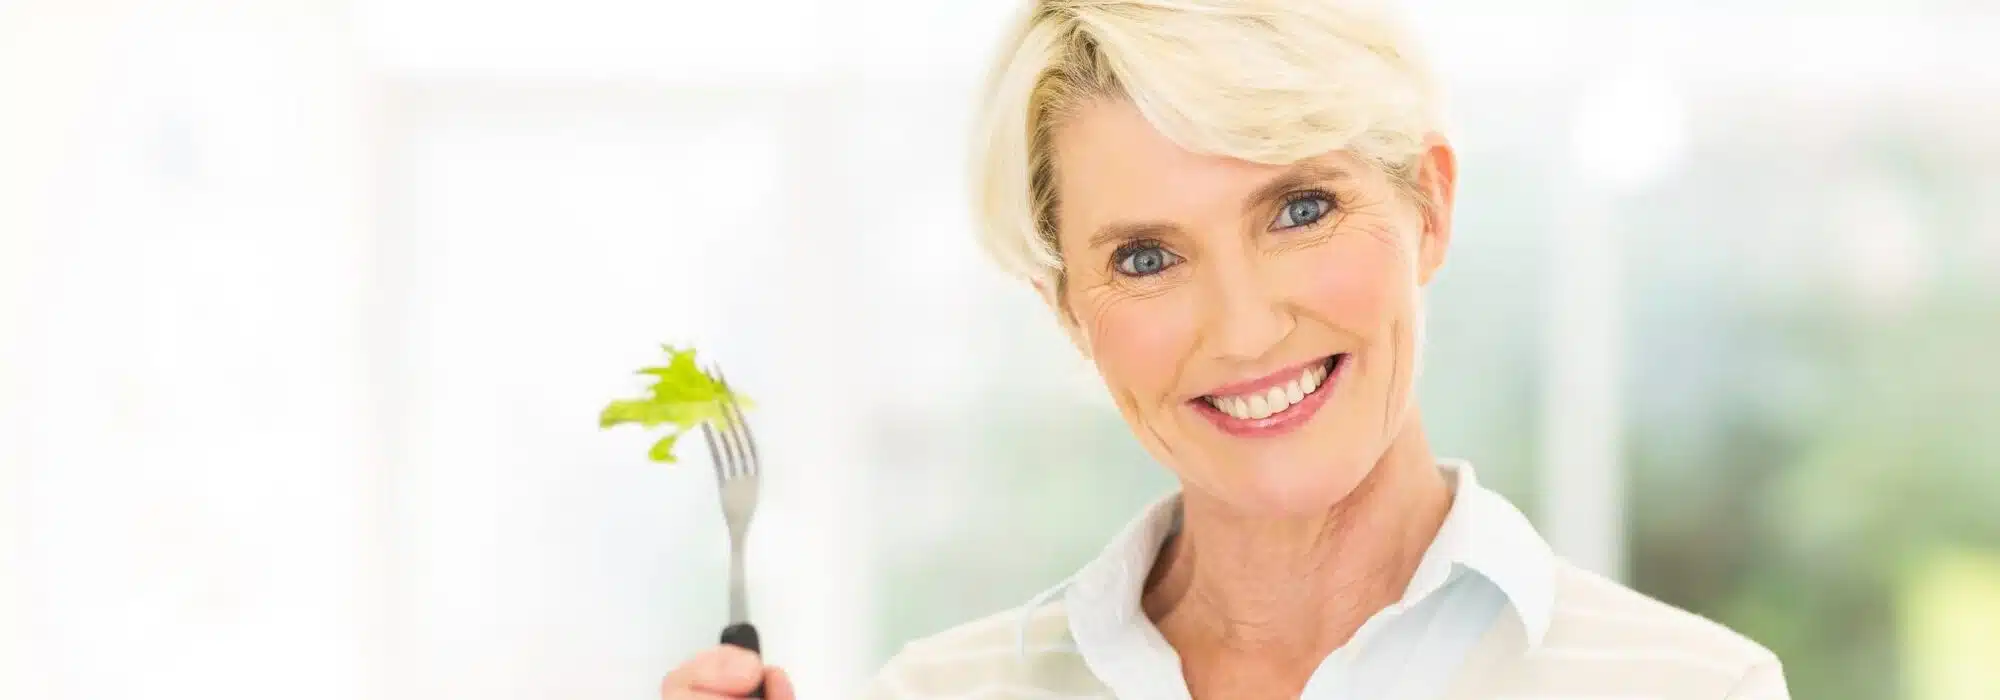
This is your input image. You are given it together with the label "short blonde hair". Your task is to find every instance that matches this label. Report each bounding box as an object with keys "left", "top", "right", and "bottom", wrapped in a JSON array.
[{"left": 971, "top": 0, "right": 1444, "bottom": 286}]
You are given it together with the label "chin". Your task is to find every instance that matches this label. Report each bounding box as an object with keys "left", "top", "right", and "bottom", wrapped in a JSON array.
[{"left": 1196, "top": 449, "right": 1377, "bottom": 518}]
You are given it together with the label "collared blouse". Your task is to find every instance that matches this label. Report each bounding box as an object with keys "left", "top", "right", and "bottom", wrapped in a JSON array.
[{"left": 859, "top": 461, "right": 1789, "bottom": 700}]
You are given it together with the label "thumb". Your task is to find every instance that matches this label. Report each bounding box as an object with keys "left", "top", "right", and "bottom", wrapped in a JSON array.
[{"left": 764, "top": 666, "right": 797, "bottom": 700}]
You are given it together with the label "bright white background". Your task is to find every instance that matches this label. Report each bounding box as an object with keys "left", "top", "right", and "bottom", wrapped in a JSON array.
[{"left": 4, "top": 1, "right": 1998, "bottom": 699}]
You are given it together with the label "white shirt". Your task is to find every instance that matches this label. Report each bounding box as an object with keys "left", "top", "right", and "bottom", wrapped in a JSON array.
[
  {"left": 859, "top": 460, "right": 1789, "bottom": 699},
  {"left": 1033, "top": 460, "right": 1553, "bottom": 700}
]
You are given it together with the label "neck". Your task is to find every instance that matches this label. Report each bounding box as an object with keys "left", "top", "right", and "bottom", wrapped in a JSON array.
[{"left": 1142, "top": 413, "right": 1452, "bottom": 678}]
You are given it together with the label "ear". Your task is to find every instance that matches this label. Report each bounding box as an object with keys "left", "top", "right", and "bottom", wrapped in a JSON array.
[
  {"left": 1414, "top": 135, "right": 1458, "bottom": 286},
  {"left": 1032, "top": 277, "right": 1092, "bottom": 359}
]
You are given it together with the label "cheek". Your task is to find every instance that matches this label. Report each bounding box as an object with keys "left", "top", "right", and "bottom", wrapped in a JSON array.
[
  {"left": 1077, "top": 291, "right": 1198, "bottom": 404},
  {"left": 1290, "top": 242, "right": 1409, "bottom": 333}
]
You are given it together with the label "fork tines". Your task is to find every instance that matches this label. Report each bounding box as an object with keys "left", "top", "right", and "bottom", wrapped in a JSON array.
[{"left": 700, "top": 366, "right": 758, "bottom": 480}]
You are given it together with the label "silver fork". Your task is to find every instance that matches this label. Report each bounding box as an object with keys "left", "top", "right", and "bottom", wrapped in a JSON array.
[{"left": 700, "top": 366, "right": 765, "bottom": 698}]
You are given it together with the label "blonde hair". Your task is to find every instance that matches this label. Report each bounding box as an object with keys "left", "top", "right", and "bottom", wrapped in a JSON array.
[{"left": 971, "top": 0, "right": 1444, "bottom": 286}]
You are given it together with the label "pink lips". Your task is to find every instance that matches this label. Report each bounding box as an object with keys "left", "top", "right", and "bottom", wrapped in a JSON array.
[{"left": 1190, "top": 355, "right": 1343, "bottom": 438}]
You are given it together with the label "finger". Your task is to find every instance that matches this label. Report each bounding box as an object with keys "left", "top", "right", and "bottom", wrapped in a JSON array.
[
  {"left": 664, "top": 692, "right": 746, "bottom": 700},
  {"left": 661, "top": 647, "right": 729, "bottom": 691},
  {"left": 662, "top": 645, "right": 765, "bottom": 695},
  {"left": 668, "top": 688, "right": 748, "bottom": 700},
  {"left": 763, "top": 666, "right": 796, "bottom": 700}
]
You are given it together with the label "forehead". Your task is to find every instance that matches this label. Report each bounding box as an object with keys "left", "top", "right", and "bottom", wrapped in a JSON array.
[{"left": 1050, "top": 101, "right": 1271, "bottom": 221}]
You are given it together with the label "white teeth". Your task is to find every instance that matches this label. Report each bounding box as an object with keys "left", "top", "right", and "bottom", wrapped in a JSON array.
[
  {"left": 1210, "top": 395, "right": 1248, "bottom": 419},
  {"left": 1207, "top": 358, "right": 1337, "bottom": 421}
]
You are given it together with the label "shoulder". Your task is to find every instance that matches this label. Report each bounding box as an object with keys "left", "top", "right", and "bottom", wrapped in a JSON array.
[
  {"left": 1545, "top": 562, "right": 1776, "bottom": 667},
  {"left": 1515, "top": 562, "right": 1787, "bottom": 698},
  {"left": 857, "top": 599, "right": 1101, "bottom": 700}
]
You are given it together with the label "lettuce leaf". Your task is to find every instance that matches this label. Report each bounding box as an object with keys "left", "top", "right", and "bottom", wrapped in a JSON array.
[{"left": 599, "top": 345, "right": 752, "bottom": 463}]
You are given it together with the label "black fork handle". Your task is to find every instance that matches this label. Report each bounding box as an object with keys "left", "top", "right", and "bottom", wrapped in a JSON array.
[{"left": 720, "top": 622, "right": 765, "bottom": 699}]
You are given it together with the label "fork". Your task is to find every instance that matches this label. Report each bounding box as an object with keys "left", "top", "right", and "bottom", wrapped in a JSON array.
[{"left": 700, "top": 367, "right": 765, "bottom": 699}]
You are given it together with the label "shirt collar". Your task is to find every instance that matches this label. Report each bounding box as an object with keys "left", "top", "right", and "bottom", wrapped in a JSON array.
[
  {"left": 1425, "top": 459, "right": 1556, "bottom": 646},
  {"left": 1017, "top": 460, "right": 1556, "bottom": 660}
]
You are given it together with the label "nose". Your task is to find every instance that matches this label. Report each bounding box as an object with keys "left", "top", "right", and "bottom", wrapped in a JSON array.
[{"left": 1198, "top": 254, "right": 1293, "bottom": 362}]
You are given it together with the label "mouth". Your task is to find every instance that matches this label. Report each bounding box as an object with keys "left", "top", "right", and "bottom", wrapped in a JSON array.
[{"left": 1189, "top": 354, "right": 1346, "bottom": 437}]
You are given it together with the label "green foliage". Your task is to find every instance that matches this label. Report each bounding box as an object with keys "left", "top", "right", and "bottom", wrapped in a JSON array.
[
  {"left": 1631, "top": 296, "right": 2000, "bottom": 700},
  {"left": 599, "top": 345, "right": 751, "bottom": 464}
]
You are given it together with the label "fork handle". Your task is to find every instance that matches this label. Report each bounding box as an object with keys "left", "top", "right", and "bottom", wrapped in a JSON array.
[{"left": 720, "top": 622, "right": 765, "bottom": 699}]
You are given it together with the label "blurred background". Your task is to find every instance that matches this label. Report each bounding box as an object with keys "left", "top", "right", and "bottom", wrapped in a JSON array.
[{"left": 3, "top": 1, "right": 1998, "bottom": 698}]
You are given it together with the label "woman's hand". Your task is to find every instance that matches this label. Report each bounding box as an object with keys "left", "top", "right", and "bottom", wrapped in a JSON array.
[{"left": 661, "top": 645, "right": 796, "bottom": 700}]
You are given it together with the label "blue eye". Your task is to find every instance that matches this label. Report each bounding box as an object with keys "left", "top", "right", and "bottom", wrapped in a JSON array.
[
  {"left": 1273, "top": 194, "right": 1333, "bottom": 230},
  {"left": 1114, "top": 243, "right": 1182, "bottom": 277}
]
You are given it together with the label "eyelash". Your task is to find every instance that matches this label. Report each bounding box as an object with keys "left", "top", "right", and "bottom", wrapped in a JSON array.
[
  {"left": 1272, "top": 190, "right": 1338, "bottom": 231},
  {"left": 1112, "top": 240, "right": 1182, "bottom": 278}
]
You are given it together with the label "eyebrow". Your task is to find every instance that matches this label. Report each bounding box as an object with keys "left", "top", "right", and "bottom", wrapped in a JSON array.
[
  {"left": 1243, "top": 161, "right": 1354, "bottom": 216},
  {"left": 1087, "top": 221, "right": 1182, "bottom": 250},
  {"left": 1084, "top": 161, "right": 1356, "bottom": 250}
]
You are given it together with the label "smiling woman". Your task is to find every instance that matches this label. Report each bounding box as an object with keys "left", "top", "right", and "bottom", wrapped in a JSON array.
[
  {"left": 1033, "top": 99, "right": 1450, "bottom": 520},
  {"left": 659, "top": 1, "right": 1789, "bottom": 699}
]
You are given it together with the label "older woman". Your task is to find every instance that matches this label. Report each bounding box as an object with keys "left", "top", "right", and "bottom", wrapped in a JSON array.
[{"left": 664, "top": 1, "right": 1788, "bottom": 699}]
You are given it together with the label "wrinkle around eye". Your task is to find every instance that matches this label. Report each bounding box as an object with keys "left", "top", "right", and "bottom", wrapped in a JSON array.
[
  {"left": 1345, "top": 212, "right": 1415, "bottom": 264},
  {"left": 1272, "top": 210, "right": 1355, "bottom": 253},
  {"left": 1079, "top": 275, "right": 1179, "bottom": 307},
  {"left": 1071, "top": 278, "right": 1178, "bottom": 343},
  {"left": 1079, "top": 285, "right": 1149, "bottom": 354}
]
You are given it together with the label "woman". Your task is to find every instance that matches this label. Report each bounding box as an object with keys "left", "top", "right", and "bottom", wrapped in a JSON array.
[{"left": 666, "top": 1, "right": 1788, "bottom": 698}]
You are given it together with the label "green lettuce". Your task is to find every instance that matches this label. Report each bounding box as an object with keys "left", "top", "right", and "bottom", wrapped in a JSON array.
[{"left": 599, "top": 345, "right": 752, "bottom": 463}]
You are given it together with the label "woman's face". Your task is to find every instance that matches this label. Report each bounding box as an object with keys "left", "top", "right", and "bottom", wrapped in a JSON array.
[{"left": 1048, "top": 99, "right": 1454, "bottom": 516}]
